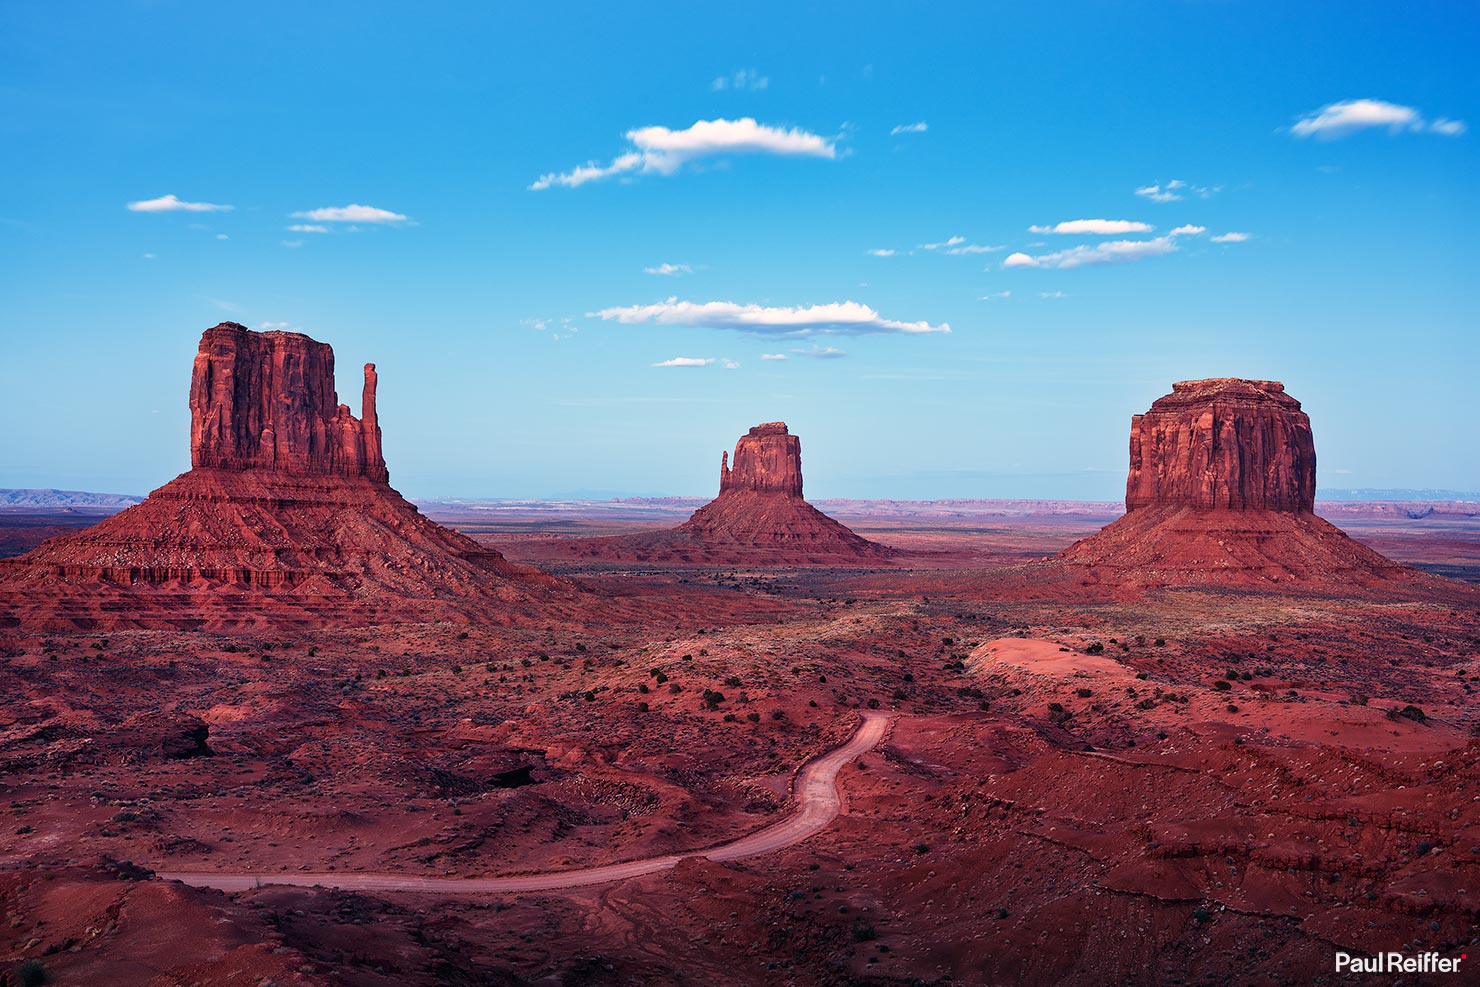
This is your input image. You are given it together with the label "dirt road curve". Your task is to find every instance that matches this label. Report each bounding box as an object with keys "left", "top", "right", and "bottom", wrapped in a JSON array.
[{"left": 159, "top": 711, "right": 892, "bottom": 895}]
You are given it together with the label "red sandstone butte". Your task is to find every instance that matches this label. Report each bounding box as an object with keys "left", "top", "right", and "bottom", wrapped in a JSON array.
[
  {"left": 190, "top": 323, "right": 389, "bottom": 482},
  {"left": 1058, "top": 378, "right": 1409, "bottom": 586},
  {"left": 0, "top": 324, "right": 556, "bottom": 630},
  {"left": 544, "top": 422, "right": 894, "bottom": 565},
  {"left": 1124, "top": 378, "right": 1315, "bottom": 513}
]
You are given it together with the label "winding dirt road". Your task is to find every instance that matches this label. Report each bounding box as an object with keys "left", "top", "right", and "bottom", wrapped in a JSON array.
[{"left": 159, "top": 711, "right": 891, "bottom": 895}]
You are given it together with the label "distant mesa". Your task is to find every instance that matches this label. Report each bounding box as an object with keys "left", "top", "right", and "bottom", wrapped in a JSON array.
[
  {"left": 0, "top": 323, "right": 557, "bottom": 630},
  {"left": 1057, "top": 378, "right": 1410, "bottom": 586},
  {"left": 543, "top": 422, "right": 895, "bottom": 566}
]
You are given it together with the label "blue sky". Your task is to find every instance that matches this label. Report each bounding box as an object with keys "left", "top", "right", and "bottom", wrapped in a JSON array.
[{"left": 1, "top": 1, "right": 1475, "bottom": 499}]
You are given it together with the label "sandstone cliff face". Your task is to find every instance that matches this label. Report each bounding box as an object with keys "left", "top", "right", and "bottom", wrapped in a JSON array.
[
  {"left": 189, "top": 323, "right": 388, "bottom": 482},
  {"left": 1124, "top": 378, "right": 1315, "bottom": 513},
  {"left": 1058, "top": 378, "right": 1409, "bottom": 587},
  {"left": 719, "top": 422, "right": 804, "bottom": 497}
]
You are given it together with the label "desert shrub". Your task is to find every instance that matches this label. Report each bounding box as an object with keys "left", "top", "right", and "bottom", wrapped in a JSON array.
[
  {"left": 913, "top": 842, "right": 930, "bottom": 854},
  {"left": 746, "top": 712, "right": 761, "bottom": 723},
  {"left": 851, "top": 923, "right": 878, "bottom": 942},
  {"left": 866, "top": 698, "right": 880, "bottom": 709},
  {"left": 16, "top": 960, "right": 47, "bottom": 987},
  {"left": 1214, "top": 680, "right": 1232, "bottom": 691},
  {"left": 724, "top": 675, "right": 741, "bottom": 687},
  {"left": 1085, "top": 642, "right": 1104, "bottom": 655},
  {"left": 1390, "top": 705, "right": 1427, "bottom": 723},
  {"left": 1153, "top": 638, "right": 1166, "bottom": 646},
  {"left": 1226, "top": 704, "right": 1239, "bottom": 713},
  {"left": 1076, "top": 688, "right": 1092, "bottom": 698},
  {"left": 892, "top": 688, "right": 908, "bottom": 701},
  {"left": 1193, "top": 907, "right": 1211, "bottom": 924},
  {"left": 636, "top": 701, "right": 648, "bottom": 713},
  {"left": 638, "top": 683, "right": 650, "bottom": 694},
  {"left": 770, "top": 709, "right": 784, "bottom": 720}
]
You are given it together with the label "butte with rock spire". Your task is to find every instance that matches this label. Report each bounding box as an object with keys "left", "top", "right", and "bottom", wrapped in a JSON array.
[
  {"left": 550, "top": 422, "right": 894, "bottom": 566},
  {"left": 0, "top": 323, "right": 558, "bottom": 630}
]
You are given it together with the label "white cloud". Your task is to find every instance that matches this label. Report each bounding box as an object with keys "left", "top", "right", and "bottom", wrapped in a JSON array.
[
  {"left": 1039, "top": 291, "right": 1068, "bottom": 299},
  {"left": 866, "top": 248, "right": 896, "bottom": 257},
  {"left": 1134, "top": 179, "right": 1219, "bottom": 203},
  {"left": 945, "top": 243, "right": 1004, "bottom": 255},
  {"left": 890, "top": 121, "right": 928, "bottom": 135},
  {"left": 530, "top": 117, "right": 836, "bottom": 190},
  {"left": 214, "top": 233, "right": 229, "bottom": 240},
  {"left": 127, "top": 193, "right": 232, "bottom": 213},
  {"left": 652, "top": 357, "right": 715, "bottom": 368},
  {"left": 291, "top": 204, "right": 408, "bottom": 223},
  {"left": 792, "top": 345, "right": 847, "bottom": 359},
  {"left": 1290, "top": 99, "right": 1466, "bottom": 139},
  {"left": 919, "top": 235, "right": 965, "bottom": 250},
  {"left": 259, "top": 321, "right": 293, "bottom": 329},
  {"left": 644, "top": 262, "right": 693, "bottom": 275},
  {"left": 594, "top": 297, "right": 949, "bottom": 336},
  {"left": 712, "top": 69, "right": 769, "bottom": 92},
  {"left": 142, "top": 252, "right": 156, "bottom": 260},
  {"left": 760, "top": 353, "right": 787, "bottom": 360},
  {"left": 288, "top": 224, "right": 329, "bottom": 233},
  {"left": 1211, "top": 231, "right": 1251, "bottom": 243},
  {"left": 1002, "top": 225, "right": 1205, "bottom": 270},
  {"left": 721, "top": 358, "right": 741, "bottom": 369},
  {"left": 1028, "top": 219, "right": 1153, "bottom": 235},
  {"left": 281, "top": 240, "right": 304, "bottom": 248},
  {"left": 979, "top": 291, "right": 1011, "bottom": 300}
]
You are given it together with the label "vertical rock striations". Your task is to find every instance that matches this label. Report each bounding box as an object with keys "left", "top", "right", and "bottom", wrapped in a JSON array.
[
  {"left": 189, "top": 323, "right": 388, "bottom": 482},
  {"left": 1124, "top": 379, "right": 1314, "bottom": 513},
  {"left": 719, "top": 422, "right": 805, "bottom": 497}
]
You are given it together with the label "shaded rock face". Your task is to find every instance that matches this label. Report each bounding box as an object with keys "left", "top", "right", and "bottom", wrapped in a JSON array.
[
  {"left": 1125, "top": 378, "right": 1315, "bottom": 513},
  {"left": 189, "top": 323, "right": 388, "bottom": 482},
  {"left": 719, "top": 422, "right": 804, "bottom": 497}
]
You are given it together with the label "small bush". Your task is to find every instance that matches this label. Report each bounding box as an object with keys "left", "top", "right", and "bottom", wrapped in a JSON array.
[
  {"left": 16, "top": 960, "right": 47, "bottom": 987},
  {"left": 1085, "top": 642, "right": 1105, "bottom": 655},
  {"left": 851, "top": 923, "right": 877, "bottom": 942}
]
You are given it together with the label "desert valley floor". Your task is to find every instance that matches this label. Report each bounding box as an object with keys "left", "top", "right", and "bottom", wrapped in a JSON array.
[{"left": 1, "top": 498, "right": 1477, "bottom": 986}]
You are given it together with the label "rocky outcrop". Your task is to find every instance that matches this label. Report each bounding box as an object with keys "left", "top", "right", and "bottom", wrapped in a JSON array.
[
  {"left": 0, "top": 324, "right": 559, "bottom": 629},
  {"left": 1124, "top": 379, "right": 1314, "bottom": 513},
  {"left": 1057, "top": 379, "right": 1410, "bottom": 587},
  {"left": 536, "top": 422, "right": 894, "bottom": 565},
  {"left": 190, "top": 323, "right": 388, "bottom": 482},
  {"left": 719, "top": 422, "right": 804, "bottom": 497}
]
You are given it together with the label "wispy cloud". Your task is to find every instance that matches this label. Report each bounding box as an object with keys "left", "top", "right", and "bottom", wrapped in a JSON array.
[
  {"left": 127, "top": 193, "right": 232, "bottom": 213},
  {"left": 1211, "top": 231, "right": 1251, "bottom": 243},
  {"left": 721, "top": 358, "right": 741, "bottom": 369},
  {"left": 653, "top": 357, "right": 715, "bottom": 368},
  {"left": 1003, "top": 226, "right": 1204, "bottom": 270},
  {"left": 644, "top": 262, "right": 693, "bottom": 275},
  {"left": 1039, "top": 291, "right": 1069, "bottom": 299},
  {"left": 594, "top": 297, "right": 949, "bottom": 336},
  {"left": 281, "top": 240, "right": 304, "bottom": 249},
  {"left": 980, "top": 291, "right": 1011, "bottom": 300},
  {"left": 1290, "top": 99, "right": 1466, "bottom": 139},
  {"left": 291, "top": 204, "right": 409, "bottom": 223},
  {"left": 1134, "top": 179, "right": 1219, "bottom": 203},
  {"left": 793, "top": 345, "right": 847, "bottom": 359},
  {"left": 760, "top": 353, "right": 787, "bottom": 360},
  {"left": 866, "top": 248, "right": 896, "bottom": 257},
  {"left": 288, "top": 223, "right": 329, "bottom": 233},
  {"left": 712, "top": 69, "right": 769, "bottom": 92},
  {"left": 890, "top": 121, "right": 928, "bottom": 135},
  {"left": 259, "top": 321, "right": 295, "bottom": 330},
  {"left": 945, "top": 242, "right": 1004, "bottom": 255},
  {"left": 530, "top": 117, "right": 836, "bottom": 190},
  {"left": 1028, "top": 219, "right": 1152, "bottom": 235},
  {"left": 919, "top": 235, "right": 965, "bottom": 250}
]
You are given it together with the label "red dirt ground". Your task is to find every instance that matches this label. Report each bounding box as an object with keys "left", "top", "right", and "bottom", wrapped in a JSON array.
[{"left": 1, "top": 501, "right": 1478, "bottom": 986}]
